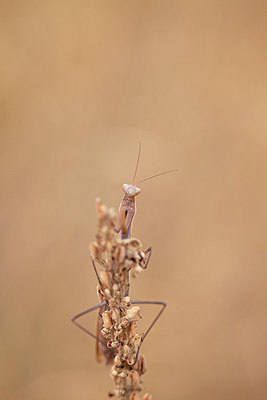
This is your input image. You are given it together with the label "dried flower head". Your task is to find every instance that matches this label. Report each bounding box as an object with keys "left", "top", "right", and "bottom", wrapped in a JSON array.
[{"left": 90, "top": 199, "right": 151, "bottom": 399}]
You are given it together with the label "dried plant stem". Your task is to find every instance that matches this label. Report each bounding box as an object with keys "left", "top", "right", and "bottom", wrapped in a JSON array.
[{"left": 90, "top": 199, "right": 152, "bottom": 400}]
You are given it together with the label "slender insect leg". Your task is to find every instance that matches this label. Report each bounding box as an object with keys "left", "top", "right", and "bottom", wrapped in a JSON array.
[
  {"left": 90, "top": 254, "right": 103, "bottom": 288},
  {"left": 130, "top": 300, "right": 167, "bottom": 365},
  {"left": 71, "top": 301, "right": 109, "bottom": 348},
  {"left": 90, "top": 255, "right": 109, "bottom": 300},
  {"left": 141, "top": 246, "right": 152, "bottom": 269}
]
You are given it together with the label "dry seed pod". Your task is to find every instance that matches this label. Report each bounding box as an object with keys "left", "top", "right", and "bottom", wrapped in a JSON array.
[
  {"left": 137, "top": 354, "right": 147, "bottom": 375},
  {"left": 114, "top": 326, "right": 123, "bottom": 337},
  {"left": 110, "top": 365, "right": 118, "bottom": 377},
  {"left": 109, "top": 298, "right": 116, "bottom": 307},
  {"left": 142, "top": 394, "right": 152, "bottom": 400},
  {"left": 102, "top": 311, "right": 112, "bottom": 329},
  {"left": 129, "top": 321, "right": 137, "bottom": 337},
  {"left": 111, "top": 308, "right": 120, "bottom": 323},
  {"left": 132, "top": 266, "right": 143, "bottom": 278},
  {"left": 126, "top": 247, "right": 137, "bottom": 260},
  {"left": 113, "top": 245, "right": 126, "bottom": 263},
  {"left": 104, "top": 288, "right": 111, "bottom": 298},
  {"left": 139, "top": 250, "right": 146, "bottom": 262},
  {"left": 101, "top": 327, "right": 109, "bottom": 338},
  {"left": 89, "top": 242, "right": 99, "bottom": 258},
  {"left": 122, "top": 296, "right": 131, "bottom": 306},
  {"left": 123, "top": 345, "right": 130, "bottom": 358},
  {"left": 114, "top": 290, "right": 121, "bottom": 300},
  {"left": 124, "top": 259, "right": 134, "bottom": 269},
  {"left": 111, "top": 341, "right": 120, "bottom": 348},
  {"left": 126, "top": 306, "right": 141, "bottom": 320},
  {"left": 128, "top": 238, "right": 142, "bottom": 248},
  {"left": 101, "top": 226, "right": 108, "bottom": 234},
  {"left": 121, "top": 316, "right": 130, "bottom": 327},
  {"left": 132, "top": 334, "right": 142, "bottom": 347},
  {"left": 99, "top": 270, "right": 110, "bottom": 289},
  {"left": 114, "top": 389, "right": 125, "bottom": 397},
  {"left": 129, "top": 393, "right": 140, "bottom": 400},
  {"left": 129, "top": 369, "right": 140, "bottom": 384},
  {"left": 119, "top": 370, "right": 127, "bottom": 378},
  {"left": 127, "top": 355, "right": 136, "bottom": 366},
  {"left": 113, "top": 272, "right": 120, "bottom": 282},
  {"left": 95, "top": 198, "right": 106, "bottom": 213},
  {"left": 114, "top": 356, "right": 122, "bottom": 367},
  {"left": 106, "top": 241, "right": 112, "bottom": 252}
]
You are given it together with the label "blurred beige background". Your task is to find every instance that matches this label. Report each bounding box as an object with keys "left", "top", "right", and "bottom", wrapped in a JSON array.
[{"left": 1, "top": 1, "right": 267, "bottom": 399}]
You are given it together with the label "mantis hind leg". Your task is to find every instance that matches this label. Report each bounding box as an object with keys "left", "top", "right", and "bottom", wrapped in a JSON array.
[
  {"left": 71, "top": 302, "right": 106, "bottom": 343},
  {"left": 71, "top": 302, "right": 115, "bottom": 361},
  {"left": 130, "top": 300, "right": 166, "bottom": 365}
]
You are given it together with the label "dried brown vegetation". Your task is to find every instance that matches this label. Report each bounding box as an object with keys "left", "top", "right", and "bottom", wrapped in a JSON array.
[{"left": 89, "top": 199, "right": 152, "bottom": 399}]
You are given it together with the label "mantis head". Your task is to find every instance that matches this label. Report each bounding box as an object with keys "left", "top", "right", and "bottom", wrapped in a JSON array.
[{"left": 122, "top": 184, "right": 141, "bottom": 197}]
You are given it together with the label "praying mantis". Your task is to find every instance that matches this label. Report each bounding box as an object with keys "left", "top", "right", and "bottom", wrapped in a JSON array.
[{"left": 71, "top": 143, "right": 176, "bottom": 364}]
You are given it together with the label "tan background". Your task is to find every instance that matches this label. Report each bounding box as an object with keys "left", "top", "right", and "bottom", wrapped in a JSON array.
[{"left": 1, "top": 1, "right": 267, "bottom": 399}]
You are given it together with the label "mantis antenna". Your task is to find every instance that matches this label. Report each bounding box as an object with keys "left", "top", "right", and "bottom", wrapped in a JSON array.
[
  {"left": 131, "top": 141, "right": 142, "bottom": 185},
  {"left": 136, "top": 169, "right": 178, "bottom": 185}
]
